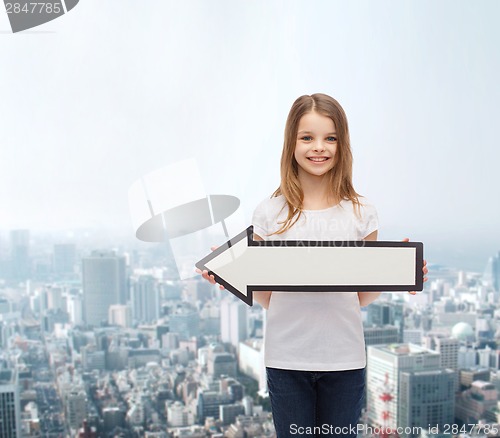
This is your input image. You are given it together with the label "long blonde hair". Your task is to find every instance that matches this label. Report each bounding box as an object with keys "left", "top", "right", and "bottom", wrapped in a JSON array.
[{"left": 269, "top": 93, "right": 365, "bottom": 236}]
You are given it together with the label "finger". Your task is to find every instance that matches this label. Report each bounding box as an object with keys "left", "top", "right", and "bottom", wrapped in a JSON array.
[
  {"left": 219, "top": 285, "right": 225, "bottom": 290},
  {"left": 402, "top": 237, "right": 410, "bottom": 242},
  {"left": 211, "top": 246, "right": 219, "bottom": 251},
  {"left": 202, "top": 270, "right": 213, "bottom": 282}
]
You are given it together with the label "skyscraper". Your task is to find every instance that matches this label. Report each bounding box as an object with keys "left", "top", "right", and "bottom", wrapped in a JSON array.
[
  {"left": 130, "top": 275, "right": 160, "bottom": 324},
  {"left": 53, "top": 243, "right": 76, "bottom": 275},
  {"left": 82, "top": 251, "right": 127, "bottom": 327},
  {"left": 0, "top": 369, "right": 21, "bottom": 438},
  {"left": 169, "top": 304, "right": 200, "bottom": 339},
  {"left": 483, "top": 251, "right": 500, "bottom": 292},
  {"left": 423, "top": 334, "right": 459, "bottom": 392},
  {"left": 66, "top": 389, "right": 87, "bottom": 430},
  {"left": 10, "top": 229, "right": 30, "bottom": 281},
  {"left": 220, "top": 297, "right": 248, "bottom": 351},
  {"left": 67, "top": 291, "right": 83, "bottom": 326},
  {"left": 399, "top": 369, "right": 455, "bottom": 435},
  {"left": 108, "top": 304, "right": 132, "bottom": 328},
  {"left": 366, "top": 301, "right": 404, "bottom": 342},
  {"left": 423, "top": 334, "right": 459, "bottom": 371},
  {"left": 367, "top": 343, "right": 454, "bottom": 436}
]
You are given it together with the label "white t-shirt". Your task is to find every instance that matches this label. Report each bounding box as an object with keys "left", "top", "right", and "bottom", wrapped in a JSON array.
[{"left": 251, "top": 194, "right": 379, "bottom": 371}]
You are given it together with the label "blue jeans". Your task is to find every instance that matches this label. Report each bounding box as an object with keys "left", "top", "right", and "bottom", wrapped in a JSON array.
[{"left": 266, "top": 367, "right": 366, "bottom": 437}]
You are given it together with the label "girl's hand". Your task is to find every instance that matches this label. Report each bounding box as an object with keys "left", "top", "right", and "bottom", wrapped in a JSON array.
[
  {"left": 403, "top": 238, "right": 428, "bottom": 295},
  {"left": 194, "top": 246, "right": 225, "bottom": 290}
]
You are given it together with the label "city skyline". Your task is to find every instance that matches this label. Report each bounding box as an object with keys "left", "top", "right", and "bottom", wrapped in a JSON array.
[
  {"left": 1, "top": 232, "right": 499, "bottom": 436},
  {"left": 0, "top": 224, "right": 497, "bottom": 276}
]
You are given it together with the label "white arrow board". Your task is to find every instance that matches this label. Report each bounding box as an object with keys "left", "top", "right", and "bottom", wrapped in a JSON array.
[{"left": 196, "top": 226, "right": 424, "bottom": 305}]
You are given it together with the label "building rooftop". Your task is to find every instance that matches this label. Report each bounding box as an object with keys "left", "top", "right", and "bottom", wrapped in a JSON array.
[
  {"left": 471, "top": 380, "right": 496, "bottom": 390},
  {"left": 401, "top": 369, "right": 455, "bottom": 377},
  {"left": 379, "top": 343, "right": 438, "bottom": 356}
]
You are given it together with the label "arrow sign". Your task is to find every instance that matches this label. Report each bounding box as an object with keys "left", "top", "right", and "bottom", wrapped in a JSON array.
[{"left": 196, "top": 226, "right": 424, "bottom": 306}]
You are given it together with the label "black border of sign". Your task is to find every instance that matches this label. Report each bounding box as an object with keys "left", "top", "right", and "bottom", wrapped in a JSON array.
[{"left": 196, "top": 226, "right": 424, "bottom": 305}]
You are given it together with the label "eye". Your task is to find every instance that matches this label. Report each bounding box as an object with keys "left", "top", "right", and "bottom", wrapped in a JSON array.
[
  {"left": 301, "top": 136, "right": 312, "bottom": 141},
  {"left": 326, "top": 136, "right": 337, "bottom": 142}
]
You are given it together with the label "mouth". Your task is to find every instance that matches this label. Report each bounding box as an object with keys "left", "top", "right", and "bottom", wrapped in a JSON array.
[{"left": 307, "top": 157, "right": 330, "bottom": 162}]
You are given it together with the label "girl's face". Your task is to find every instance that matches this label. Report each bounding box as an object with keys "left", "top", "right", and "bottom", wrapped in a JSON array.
[{"left": 294, "top": 111, "right": 337, "bottom": 179}]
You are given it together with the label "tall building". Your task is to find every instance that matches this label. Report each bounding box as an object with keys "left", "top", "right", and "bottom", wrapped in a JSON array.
[
  {"left": 423, "top": 334, "right": 459, "bottom": 392},
  {"left": 108, "top": 304, "right": 132, "bottom": 328},
  {"left": 458, "top": 346, "right": 477, "bottom": 369},
  {"left": 67, "top": 292, "right": 84, "bottom": 326},
  {"left": 0, "top": 369, "right": 21, "bottom": 438},
  {"left": 220, "top": 404, "right": 245, "bottom": 425},
  {"left": 196, "top": 390, "right": 232, "bottom": 422},
  {"left": 169, "top": 304, "right": 200, "bottom": 339},
  {"left": 10, "top": 229, "right": 30, "bottom": 281},
  {"left": 82, "top": 251, "right": 127, "bottom": 327},
  {"left": 364, "top": 325, "right": 399, "bottom": 346},
  {"left": 476, "top": 315, "right": 495, "bottom": 343},
  {"left": 130, "top": 275, "right": 160, "bottom": 324},
  {"left": 46, "top": 286, "right": 65, "bottom": 311},
  {"left": 53, "top": 243, "right": 76, "bottom": 275},
  {"left": 81, "top": 346, "right": 106, "bottom": 371},
  {"left": 207, "top": 352, "right": 237, "bottom": 378},
  {"left": 483, "top": 251, "right": 500, "bottom": 292},
  {"left": 102, "top": 407, "right": 125, "bottom": 432},
  {"left": 200, "top": 301, "right": 221, "bottom": 336},
  {"left": 367, "top": 343, "right": 454, "bottom": 437},
  {"left": 220, "top": 298, "right": 248, "bottom": 351},
  {"left": 478, "top": 345, "right": 500, "bottom": 369},
  {"left": 66, "top": 389, "right": 87, "bottom": 430},
  {"left": 166, "top": 401, "right": 194, "bottom": 427},
  {"left": 423, "top": 334, "right": 459, "bottom": 371},
  {"left": 238, "top": 339, "right": 267, "bottom": 394},
  {"left": 366, "top": 301, "right": 404, "bottom": 341},
  {"left": 399, "top": 369, "right": 455, "bottom": 435}
]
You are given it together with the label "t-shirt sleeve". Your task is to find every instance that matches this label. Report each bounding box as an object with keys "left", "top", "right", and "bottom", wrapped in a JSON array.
[
  {"left": 358, "top": 200, "right": 379, "bottom": 239},
  {"left": 252, "top": 199, "right": 269, "bottom": 240}
]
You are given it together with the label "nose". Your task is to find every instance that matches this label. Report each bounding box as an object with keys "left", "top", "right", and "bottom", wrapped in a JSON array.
[{"left": 313, "top": 140, "right": 325, "bottom": 152}]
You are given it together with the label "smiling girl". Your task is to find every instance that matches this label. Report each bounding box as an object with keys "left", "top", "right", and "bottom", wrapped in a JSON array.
[{"left": 199, "top": 93, "right": 427, "bottom": 437}]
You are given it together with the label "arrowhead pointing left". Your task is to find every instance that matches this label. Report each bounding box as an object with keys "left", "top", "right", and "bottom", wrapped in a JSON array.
[{"left": 196, "top": 226, "right": 255, "bottom": 305}]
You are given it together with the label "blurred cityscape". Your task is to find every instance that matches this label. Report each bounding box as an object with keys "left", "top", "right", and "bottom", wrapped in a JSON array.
[{"left": 0, "top": 229, "right": 500, "bottom": 438}]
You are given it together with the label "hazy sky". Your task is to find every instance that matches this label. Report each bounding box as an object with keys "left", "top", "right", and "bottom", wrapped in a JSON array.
[{"left": 1, "top": 0, "right": 499, "bottom": 271}]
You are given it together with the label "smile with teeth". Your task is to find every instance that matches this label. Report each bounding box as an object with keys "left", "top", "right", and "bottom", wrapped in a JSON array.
[{"left": 307, "top": 157, "right": 329, "bottom": 162}]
